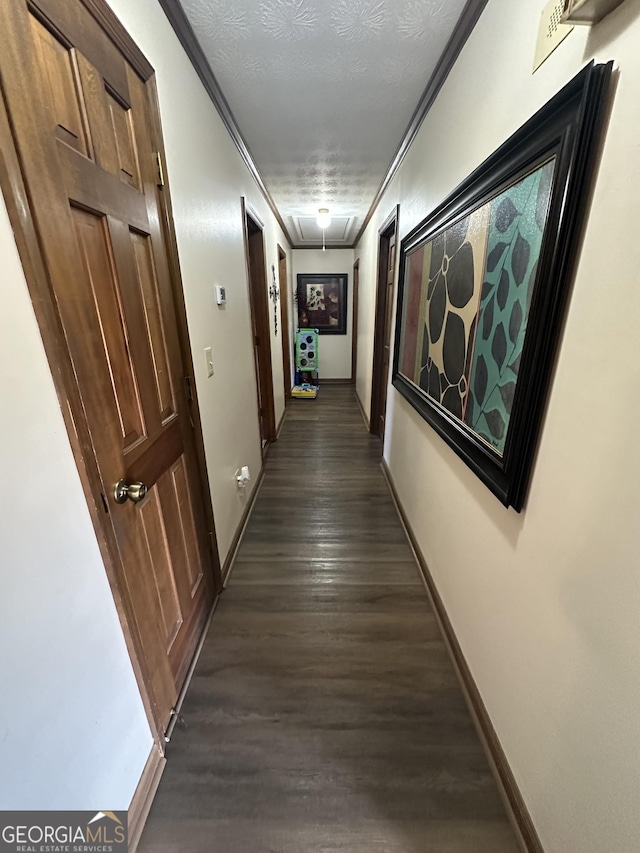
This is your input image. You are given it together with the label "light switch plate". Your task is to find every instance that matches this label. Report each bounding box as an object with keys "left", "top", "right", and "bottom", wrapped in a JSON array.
[
  {"left": 204, "top": 346, "right": 214, "bottom": 378},
  {"left": 534, "top": 0, "right": 574, "bottom": 72}
]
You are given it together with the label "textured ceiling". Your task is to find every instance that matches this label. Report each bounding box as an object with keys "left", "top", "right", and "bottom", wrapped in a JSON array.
[{"left": 180, "top": 0, "right": 470, "bottom": 246}]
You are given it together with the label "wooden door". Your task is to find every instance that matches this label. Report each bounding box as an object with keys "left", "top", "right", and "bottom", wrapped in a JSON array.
[
  {"left": 370, "top": 210, "right": 398, "bottom": 440},
  {"left": 0, "top": 0, "right": 216, "bottom": 733},
  {"left": 352, "top": 260, "right": 360, "bottom": 383},
  {"left": 378, "top": 232, "right": 396, "bottom": 435},
  {"left": 278, "top": 246, "right": 292, "bottom": 398},
  {"left": 244, "top": 206, "right": 276, "bottom": 449}
]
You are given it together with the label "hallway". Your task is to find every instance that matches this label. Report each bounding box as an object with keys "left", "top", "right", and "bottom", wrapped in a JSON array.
[{"left": 138, "top": 386, "right": 519, "bottom": 853}]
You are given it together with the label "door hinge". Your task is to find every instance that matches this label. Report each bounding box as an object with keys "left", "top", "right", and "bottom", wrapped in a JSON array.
[
  {"left": 155, "top": 151, "right": 165, "bottom": 188},
  {"left": 164, "top": 708, "right": 187, "bottom": 744},
  {"left": 254, "top": 334, "right": 260, "bottom": 346},
  {"left": 259, "top": 406, "right": 265, "bottom": 416},
  {"left": 184, "top": 375, "right": 193, "bottom": 401}
]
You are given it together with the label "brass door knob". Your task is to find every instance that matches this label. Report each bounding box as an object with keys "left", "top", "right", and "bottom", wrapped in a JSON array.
[{"left": 114, "top": 479, "right": 148, "bottom": 504}]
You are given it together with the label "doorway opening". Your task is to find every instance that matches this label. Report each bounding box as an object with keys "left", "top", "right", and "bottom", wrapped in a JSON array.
[
  {"left": 278, "top": 245, "right": 292, "bottom": 399},
  {"left": 352, "top": 259, "right": 359, "bottom": 383},
  {"left": 243, "top": 201, "right": 276, "bottom": 451}
]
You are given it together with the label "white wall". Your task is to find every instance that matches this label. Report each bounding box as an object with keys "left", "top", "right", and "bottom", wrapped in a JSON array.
[
  {"left": 104, "top": 0, "right": 290, "bottom": 562},
  {"left": 292, "top": 249, "right": 355, "bottom": 379},
  {"left": 355, "top": 2, "right": 640, "bottom": 852},
  {"left": 0, "top": 194, "right": 152, "bottom": 809}
]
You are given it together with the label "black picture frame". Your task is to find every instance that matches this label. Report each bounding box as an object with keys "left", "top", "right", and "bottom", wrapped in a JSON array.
[
  {"left": 392, "top": 61, "right": 612, "bottom": 512},
  {"left": 297, "top": 273, "right": 348, "bottom": 335}
]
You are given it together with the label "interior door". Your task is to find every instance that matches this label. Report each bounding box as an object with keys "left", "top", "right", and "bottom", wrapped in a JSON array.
[
  {"left": 278, "top": 246, "right": 292, "bottom": 398},
  {"left": 244, "top": 207, "right": 276, "bottom": 449},
  {"left": 370, "top": 213, "right": 398, "bottom": 440},
  {"left": 378, "top": 232, "right": 397, "bottom": 436},
  {"left": 0, "top": 0, "right": 216, "bottom": 732},
  {"left": 352, "top": 259, "right": 359, "bottom": 382}
]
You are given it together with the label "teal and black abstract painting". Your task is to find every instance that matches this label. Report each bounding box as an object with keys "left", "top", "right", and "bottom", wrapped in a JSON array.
[
  {"left": 393, "top": 63, "right": 612, "bottom": 509},
  {"left": 464, "top": 160, "right": 555, "bottom": 452},
  {"left": 398, "top": 158, "right": 556, "bottom": 456}
]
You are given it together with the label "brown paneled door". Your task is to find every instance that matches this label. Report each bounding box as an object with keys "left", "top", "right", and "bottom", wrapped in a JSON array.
[
  {"left": 0, "top": 1, "right": 217, "bottom": 735},
  {"left": 243, "top": 204, "right": 276, "bottom": 450},
  {"left": 378, "top": 231, "right": 397, "bottom": 435},
  {"left": 278, "top": 245, "right": 292, "bottom": 398},
  {"left": 370, "top": 208, "right": 399, "bottom": 440},
  {"left": 351, "top": 259, "right": 359, "bottom": 382}
]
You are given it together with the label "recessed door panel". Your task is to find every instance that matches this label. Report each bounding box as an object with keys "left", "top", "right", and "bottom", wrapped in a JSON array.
[
  {"left": 29, "top": 16, "right": 90, "bottom": 157},
  {"left": 107, "top": 91, "right": 141, "bottom": 188},
  {"left": 72, "top": 207, "right": 146, "bottom": 450},
  {"left": 131, "top": 230, "right": 176, "bottom": 423},
  {"left": 139, "top": 487, "right": 184, "bottom": 650},
  {"left": 166, "top": 457, "right": 205, "bottom": 600}
]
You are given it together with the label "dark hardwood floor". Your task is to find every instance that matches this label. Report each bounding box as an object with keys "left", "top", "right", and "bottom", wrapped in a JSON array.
[{"left": 138, "top": 385, "right": 520, "bottom": 853}]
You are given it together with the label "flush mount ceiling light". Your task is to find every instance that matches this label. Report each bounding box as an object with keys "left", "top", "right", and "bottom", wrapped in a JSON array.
[
  {"left": 317, "top": 208, "right": 331, "bottom": 251},
  {"left": 316, "top": 208, "right": 331, "bottom": 229}
]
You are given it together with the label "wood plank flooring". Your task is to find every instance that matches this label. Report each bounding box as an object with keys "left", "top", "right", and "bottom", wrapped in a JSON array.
[{"left": 138, "top": 385, "right": 520, "bottom": 853}]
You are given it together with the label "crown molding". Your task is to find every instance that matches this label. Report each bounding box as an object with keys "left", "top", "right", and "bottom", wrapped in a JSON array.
[
  {"left": 353, "top": 0, "right": 490, "bottom": 246},
  {"left": 159, "top": 0, "right": 488, "bottom": 253},
  {"left": 157, "top": 0, "right": 294, "bottom": 246}
]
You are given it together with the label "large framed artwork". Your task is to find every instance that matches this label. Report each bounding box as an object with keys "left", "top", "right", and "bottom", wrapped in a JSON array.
[
  {"left": 393, "top": 62, "right": 612, "bottom": 511},
  {"left": 297, "top": 273, "right": 348, "bottom": 334}
]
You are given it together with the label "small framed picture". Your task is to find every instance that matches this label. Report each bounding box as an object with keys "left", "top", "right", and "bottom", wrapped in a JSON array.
[{"left": 296, "top": 273, "right": 348, "bottom": 335}]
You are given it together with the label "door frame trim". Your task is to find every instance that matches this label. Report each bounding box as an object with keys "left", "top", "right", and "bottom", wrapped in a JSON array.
[
  {"left": 277, "top": 244, "right": 292, "bottom": 399},
  {"left": 0, "top": 1, "right": 221, "bottom": 746},
  {"left": 351, "top": 258, "right": 360, "bottom": 383},
  {"left": 241, "top": 197, "right": 277, "bottom": 447},
  {"left": 369, "top": 205, "right": 399, "bottom": 437},
  {"left": 243, "top": 198, "right": 265, "bottom": 230}
]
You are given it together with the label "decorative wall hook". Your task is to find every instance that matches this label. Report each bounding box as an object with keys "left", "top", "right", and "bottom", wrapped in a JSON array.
[{"left": 269, "top": 264, "right": 279, "bottom": 336}]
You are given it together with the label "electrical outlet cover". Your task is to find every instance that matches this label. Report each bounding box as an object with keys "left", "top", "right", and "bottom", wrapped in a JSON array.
[{"left": 534, "top": 0, "right": 574, "bottom": 72}]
